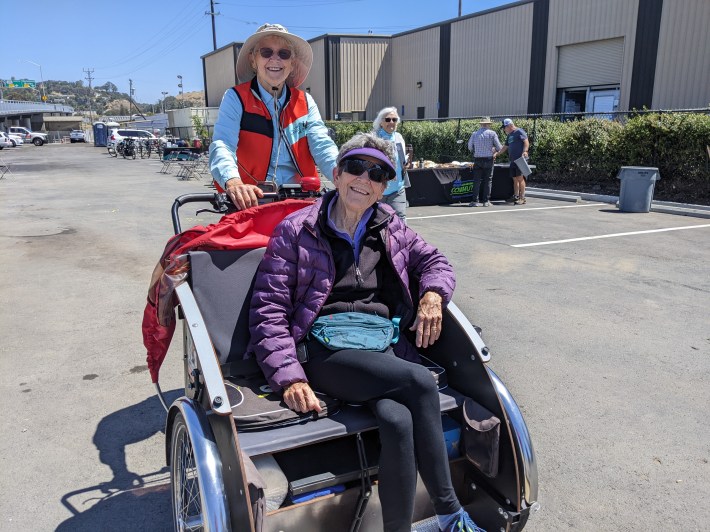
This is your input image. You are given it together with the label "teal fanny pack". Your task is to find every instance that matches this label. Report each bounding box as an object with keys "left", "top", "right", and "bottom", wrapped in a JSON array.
[{"left": 309, "top": 312, "right": 401, "bottom": 351}]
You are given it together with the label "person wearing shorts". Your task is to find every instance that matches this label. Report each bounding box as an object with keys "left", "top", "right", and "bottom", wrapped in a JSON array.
[{"left": 496, "top": 118, "right": 529, "bottom": 204}]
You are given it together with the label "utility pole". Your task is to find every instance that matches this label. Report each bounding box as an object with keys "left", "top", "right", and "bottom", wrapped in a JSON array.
[
  {"left": 83, "top": 68, "right": 94, "bottom": 125},
  {"left": 177, "top": 75, "right": 184, "bottom": 108},
  {"left": 161, "top": 91, "right": 168, "bottom": 113},
  {"left": 206, "top": 0, "right": 221, "bottom": 51},
  {"left": 128, "top": 78, "right": 145, "bottom": 119},
  {"left": 458, "top": 0, "right": 462, "bottom": 17}
]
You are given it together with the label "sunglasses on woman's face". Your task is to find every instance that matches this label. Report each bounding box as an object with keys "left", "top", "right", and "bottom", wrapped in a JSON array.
[
  {"left": 339, "top": 158, "right": 394, "bottom": 183},
  {"left": 259, "top": 47, "right": 292, "bottom": 60},
  {"left": 384, "top": 117, "right": 398, "bottom": 123}
]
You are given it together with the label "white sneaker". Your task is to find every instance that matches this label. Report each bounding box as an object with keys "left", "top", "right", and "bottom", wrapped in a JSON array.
[
  {"left": 483, "top": 201, "right": 491, "bottom": 207},
  {"left": 468, "top": 202, "right": 483, "bottom": 207}
]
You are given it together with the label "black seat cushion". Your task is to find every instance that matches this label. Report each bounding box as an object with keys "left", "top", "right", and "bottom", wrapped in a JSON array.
[{"left": 189, "top": 248, "right": 266, "bottom": 365}]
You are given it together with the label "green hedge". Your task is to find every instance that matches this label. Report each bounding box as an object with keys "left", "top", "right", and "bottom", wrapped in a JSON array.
[{"left": 327, "top": 112, "right": 710, "bottom": 201}]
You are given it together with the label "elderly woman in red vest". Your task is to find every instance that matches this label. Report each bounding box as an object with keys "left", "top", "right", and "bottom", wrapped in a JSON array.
[{"left": 209, "top": 23, "right": 338, "bottom": 209}]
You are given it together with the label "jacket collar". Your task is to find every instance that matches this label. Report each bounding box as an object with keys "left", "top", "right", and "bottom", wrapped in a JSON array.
[{"left": 304, "top": 190, "right": 392, "bottom": 235}]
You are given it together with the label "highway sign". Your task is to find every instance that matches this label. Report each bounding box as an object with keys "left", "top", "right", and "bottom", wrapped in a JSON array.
[{"left": 1, "top": 79, "right": 37, "bottom": 88}]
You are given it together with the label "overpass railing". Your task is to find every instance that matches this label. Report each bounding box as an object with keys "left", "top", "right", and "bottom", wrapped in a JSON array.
[{"left": 0, "top": 100, "right": 75, "bottom": 115}]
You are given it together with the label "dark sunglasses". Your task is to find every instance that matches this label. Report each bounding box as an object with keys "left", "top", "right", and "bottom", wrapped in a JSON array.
[
  {"left": 384, "top": 117, "right": 398, "bottom": 123},
  {"left": 339, "top": 158, "right": 394, "bottom": 183},
  {"left": 259, "top": 47, "right": 292, "bottom": 60}
]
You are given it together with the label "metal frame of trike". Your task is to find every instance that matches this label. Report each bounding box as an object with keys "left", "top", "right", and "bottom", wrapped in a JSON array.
[{"left": 157, "top": 192, "right": 539, "bottom": 531}]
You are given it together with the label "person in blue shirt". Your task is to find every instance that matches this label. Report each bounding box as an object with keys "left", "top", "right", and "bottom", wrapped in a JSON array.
[
  {"left": 372, "top": 107, "right": 410, "bottom": 223},
  {"left": 496, "top": 118, "right": 529, "bottom": 204},
  {"left": 209, "top": 23, "right": 338, "bottom": 210}
]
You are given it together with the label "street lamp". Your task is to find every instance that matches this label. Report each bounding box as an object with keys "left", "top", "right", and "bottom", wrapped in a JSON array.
[
  {"left": 24, "top": 60, "right": 45, "bottom": 102},
  {"left": 177, "top": 75, "right": 183, "bottom": 108},
  {"left": 161, "top": 91, "right": 168, "bottom": 113}
]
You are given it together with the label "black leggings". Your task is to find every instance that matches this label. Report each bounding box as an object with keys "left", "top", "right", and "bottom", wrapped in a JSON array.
[{"left": 304, "top": 347, "right": 460, "bottom": 532}]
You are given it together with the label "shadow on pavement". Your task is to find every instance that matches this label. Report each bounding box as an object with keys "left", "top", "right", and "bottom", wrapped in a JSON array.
[{"left": 57, "top": 389, "right": 182, "bottom": 531}]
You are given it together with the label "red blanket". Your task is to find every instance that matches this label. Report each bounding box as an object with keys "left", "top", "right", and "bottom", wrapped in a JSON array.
[{"left": 142, "top": 200, "right": 312, "bottom": 383}]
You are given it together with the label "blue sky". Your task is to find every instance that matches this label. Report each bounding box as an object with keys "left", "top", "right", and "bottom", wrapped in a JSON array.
[{"left": 3, "top": 0, "right": 511, "bottom": 103}]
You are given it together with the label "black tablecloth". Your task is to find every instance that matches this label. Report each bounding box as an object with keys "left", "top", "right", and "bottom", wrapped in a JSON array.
[{"left": 405, "top": 165, "right": 515, "bottom": 206}]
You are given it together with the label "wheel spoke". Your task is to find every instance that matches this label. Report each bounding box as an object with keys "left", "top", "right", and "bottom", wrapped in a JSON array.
[{"left": 173, "top": 422, "right": 204, "bottom": 532}]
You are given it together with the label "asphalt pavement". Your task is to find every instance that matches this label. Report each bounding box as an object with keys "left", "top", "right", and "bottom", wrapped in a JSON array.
[{"left": 0, "top": 143, "right": 708, "bottom": 531}]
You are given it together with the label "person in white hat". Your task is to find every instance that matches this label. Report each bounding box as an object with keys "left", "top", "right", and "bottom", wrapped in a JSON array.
[
  {"left": 466, "top": 116, "right": 502, "bottom": 207},
  {"left": 209, "top": 23, "right": 338, "bottom": 209}
]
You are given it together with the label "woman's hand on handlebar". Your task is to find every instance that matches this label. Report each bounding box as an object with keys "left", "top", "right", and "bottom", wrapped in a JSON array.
[
  {"left": 409, "top": 291, "right": 443, "bottom": 349},
  {"left": 225, "top": 178, "right": 264, "bottom": 210},
  {"left": 283, "top": 381, "right": 322, "bottom": 413}
]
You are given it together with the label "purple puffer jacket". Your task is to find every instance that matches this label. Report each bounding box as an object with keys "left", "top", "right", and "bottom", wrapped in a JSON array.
[{"left": 248, "top": 193, "right": 455, "bottom": 391}]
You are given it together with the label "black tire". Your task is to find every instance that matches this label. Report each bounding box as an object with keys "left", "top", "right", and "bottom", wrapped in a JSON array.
[
  {"left": 10, "top": 140, "right": 17, "bottom": 147},
  {"left": 33, "top": 138, "right": 44, "bottom": 146},
  {"left": 170, "top": 413, "right": 204, "bottom": 531},
  {"left": 70, "top": 139, "right": 76, "bottom": 143}
]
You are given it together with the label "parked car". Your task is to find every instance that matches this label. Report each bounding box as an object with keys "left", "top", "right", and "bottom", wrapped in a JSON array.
[
  {"left": 70, "top": 130, "right": 86, "bottom": 143},
  {"left": 8, "top": 126, "right": 47, "bottom": 146},
  {"left": 7, "top": 133, "right": 24, "bottom": 146},
  {"left": 0, "top": 132, "right": 13, "bottom": 149},
  {"left": 107, "top": 128, "right": 156, "bottom": 149}
]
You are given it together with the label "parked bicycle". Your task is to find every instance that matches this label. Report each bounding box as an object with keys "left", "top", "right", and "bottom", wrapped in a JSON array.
[{"left": 139, "top": 139, "right": 153, "bottom": 159}]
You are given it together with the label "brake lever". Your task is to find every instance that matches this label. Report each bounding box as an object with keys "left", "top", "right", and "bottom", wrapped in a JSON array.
[{"left": 195, "top": 193, "right": 235, "bottom": 216}]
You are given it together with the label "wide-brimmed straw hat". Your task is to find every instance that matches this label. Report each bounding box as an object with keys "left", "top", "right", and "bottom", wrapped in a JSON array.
[
  {"left": 479, "top": 116, "right": 493, "bottom": 125},
  {"left": 236, "top": 23, "right": 313, "bottom": 88}
]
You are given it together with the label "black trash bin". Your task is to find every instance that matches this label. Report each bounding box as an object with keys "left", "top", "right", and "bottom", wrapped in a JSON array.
[{"left": 617, "top": 166, "right": 660, "bottom": 213}]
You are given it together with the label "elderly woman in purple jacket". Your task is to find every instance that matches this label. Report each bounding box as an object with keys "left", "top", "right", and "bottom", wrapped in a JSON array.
[{"left": 248, "top": 132, "right": 483, "bottom": 532}]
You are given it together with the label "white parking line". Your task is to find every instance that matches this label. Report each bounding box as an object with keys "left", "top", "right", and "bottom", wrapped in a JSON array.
[
  {"left": 512, "top": 223, "right": 710, "bottom": 248},
  {"left": 408, "top": 203, "right": 604, "bottom": 221}
]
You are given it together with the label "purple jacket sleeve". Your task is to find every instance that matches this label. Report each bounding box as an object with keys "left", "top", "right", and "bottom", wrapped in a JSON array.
[
  {"left": 402, "top": 222, "right": 456, "bottom": 304},
  {"left": 248, "top": 219, "right": 308, "bottom": 391}
]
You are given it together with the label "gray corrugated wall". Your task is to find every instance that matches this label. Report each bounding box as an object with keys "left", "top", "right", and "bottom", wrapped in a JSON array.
[
  {"left": 652, "top": 0, "right": 710, "bottom": 109},
  {"left": 390, "top": 27, "right": 440, "bottom": 119},
  {"left": 302, "top": 38, "right": 327, "bottom": 117},
  {"left": 337, "top": 38, "right": 390, "bottom": 118},
  {"left": 204, "top": 46, "right": 238, "bottom": 108},
  {"left": 544, "top": 0, "right": 639, "bottom": 112},
  {"left": 449, "top": 3, "right": 534, "bottom": 117}
]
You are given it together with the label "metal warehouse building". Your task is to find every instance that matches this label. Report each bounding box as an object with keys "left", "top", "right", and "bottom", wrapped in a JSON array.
[{"left": 201, "top": 0, "right": 709, "bottom": 120}]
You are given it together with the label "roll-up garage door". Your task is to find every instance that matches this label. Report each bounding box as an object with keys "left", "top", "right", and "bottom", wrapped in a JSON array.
[{"left": 557, "top": 38, "right": 624, "bottom": 88}]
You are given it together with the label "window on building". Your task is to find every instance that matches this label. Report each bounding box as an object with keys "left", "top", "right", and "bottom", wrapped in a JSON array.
[
  {"left": 556, "top": 86, "right": 620, "bottom": 120},
  {"left": 417, "top": 107, "right": 425, "bottom": 119}
]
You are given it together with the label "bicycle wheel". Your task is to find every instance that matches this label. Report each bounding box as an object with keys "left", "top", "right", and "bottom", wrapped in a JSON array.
[
  {"left": 171, "top": 413, "right": 204, "bottom": 531},
  {"left": 108, "top": 145, "right": 117, "bottom": 157}
]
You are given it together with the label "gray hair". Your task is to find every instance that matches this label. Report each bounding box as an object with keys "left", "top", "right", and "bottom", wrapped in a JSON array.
[
  {"left": 372, "top": 107, "right": 399, "bottom": 132},
  {"left": 336, "top": 132, "right": 396, "bottom": 167}
]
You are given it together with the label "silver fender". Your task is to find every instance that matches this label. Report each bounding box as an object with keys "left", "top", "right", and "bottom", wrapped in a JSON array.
[
  {"left": 166, "top": 397, "right": 230, "bottom": 532},
  {"left": 486, "top": 367, "right": 539, "bottom": 509}
]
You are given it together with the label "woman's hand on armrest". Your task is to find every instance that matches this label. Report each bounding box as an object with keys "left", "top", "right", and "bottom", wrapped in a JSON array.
[
  {"left": 283, "top": 381, "right": 323, "bottom": 413},
  {"left": 409, "top": 291, "right": 443, "bottom": 349}
]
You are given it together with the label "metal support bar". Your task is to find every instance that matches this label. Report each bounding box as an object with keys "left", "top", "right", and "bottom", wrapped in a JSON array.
[{"left": 349, "top": 433, "right": 372, "bottom": 532}]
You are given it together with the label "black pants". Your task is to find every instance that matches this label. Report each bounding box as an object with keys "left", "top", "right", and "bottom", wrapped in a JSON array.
[
  {"left": 471, "top": 158, "right": 495, "bottom": 202},
  {"left": 304, "top": 346, "right": 460, "bottom": 532}
]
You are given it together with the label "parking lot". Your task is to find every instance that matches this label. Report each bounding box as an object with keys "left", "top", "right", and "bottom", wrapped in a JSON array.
[{"left": 1, "top": 143, "right": 709, "bottom": 531}]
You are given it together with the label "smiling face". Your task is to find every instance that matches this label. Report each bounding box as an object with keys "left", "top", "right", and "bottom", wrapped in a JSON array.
[
  {"left": 333, "top": 155, "right": 388, "bottom": 216},
  {"left": 251, "top": 36, "right": 294, "bottom": 92},
  {"left": 381, "top": 112, "right": 399, "bottom": 134}
]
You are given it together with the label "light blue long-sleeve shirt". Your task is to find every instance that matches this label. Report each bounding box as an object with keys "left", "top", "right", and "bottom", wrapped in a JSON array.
[
  {"left": 209, "top": 83, "right": 338, "bottom": 188},
  {"left": 376, "top": 128, "right": 407, "bottom": 196}
]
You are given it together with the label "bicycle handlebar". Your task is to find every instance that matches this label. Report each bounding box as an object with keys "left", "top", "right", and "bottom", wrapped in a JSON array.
[{"left": 171, "top": 182, "right": 320, "bottom": 234}]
